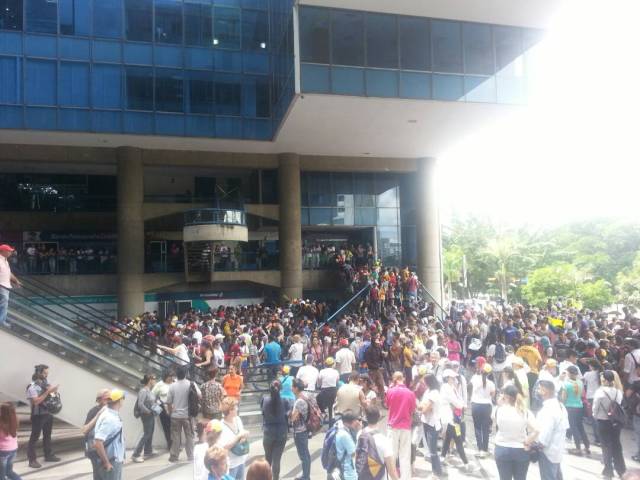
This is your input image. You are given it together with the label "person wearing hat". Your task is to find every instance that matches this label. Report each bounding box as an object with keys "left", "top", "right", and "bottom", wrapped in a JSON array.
[
  {"left": 0, "top": 244, "right": 21, "bottom": 326},
  {"left": 82, "top": 389, "right": 111, "bottom": 480},
  {"left": 440, "top": 369, "right": 473, "bottom": 473},
  {"left": 335, "top": 338, "right": 357, "bottom": 383},
  {"left": 194, "top": 420, "right": 224, "bottom": 480},
  {"left": 317, "top": 357, "right": 339, "bottom": 426},
  {"left": 93, "top": 390, "right": 125, "bottom": 480},
  {"left": 468, "top": 363, "right": 496, "bottom": 458},
  {"left": 278, "top": 365, "right": 295, "bottom": 403}
]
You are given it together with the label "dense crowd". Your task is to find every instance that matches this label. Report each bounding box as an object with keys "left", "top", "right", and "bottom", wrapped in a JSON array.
[{"left": 16, "top": 244, "right": 117, "bottom": 275}]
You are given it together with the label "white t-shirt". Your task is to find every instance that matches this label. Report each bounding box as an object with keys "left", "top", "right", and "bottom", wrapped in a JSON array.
[
  {"left": 420, "top": 389, "right": 442, "bottom": 430},
  {"left": 175, "top": 344, "right": 190, "bottom": 365},
  {"left": 494, "top": 405, "right": 536, "bottom": 448},
  {"left": 213, "top": 348, "right": 225, "bottom": 368},
  {"left": 335, "top": 348, "right": 356, "bottom": 375},
  {"left": 469, "top": 375, "right": 495, "bottom": 404},
  {"left": 192, "top": 331, "right": 203, "bottom": 345},
  {"left": 318, "top": 367, "right": 340, "bottom": 389},
  {"left": 0, "top": 256, "right": 11, "bottom": 289},
  {"left": 220, "top": 416, "right": 247, "bottom": 469},
  {"left": 624, "top": 349, "right": 640, "bottom": 384},
  {"left": 359, "top": 427, "right": 393, "bottom": 462},
  {"left": 297, "top": 365, "right": 319, "bottom": 391},
  {"left": 583, "top": 370, "right": 601, "bottom": 399},
  {"left": 289, "top": 342, "right": 304, "bottom": 362}
]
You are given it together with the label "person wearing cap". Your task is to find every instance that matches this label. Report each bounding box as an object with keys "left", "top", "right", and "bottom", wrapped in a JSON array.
[
  {"left": 0, "top": 244, "right": 21, "bottom": 326},
  {"left": 335, "top": 338, "right": 357, "bottom": 383},
  {"left": 194, "top": 419, "right": 224, "bottom": 480},
  {"left": 468, "top": 363, "right": 496, "bottom": 458},
  {"left": 93, "top": 390, "right": 125, "bottom": 480},
  {"left": 317, "top": 357, "right": 339, "bottom": 426},
  {"left": 440, "top": 369, "right": 473, "bottom": 473},
  {"left": 82, "top": 389, "right": 111, "bottom": 480},
  {"left": 278, "top": 365, "right": 295, "bottom": 403}
]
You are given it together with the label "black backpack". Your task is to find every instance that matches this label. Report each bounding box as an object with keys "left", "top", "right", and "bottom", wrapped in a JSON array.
[
  {"left": 188, "top": 382, "right": 200, "bottom": 418},
  {"left": 355, "top": 430, "right": 386, "bottom": 480},
  {"left": 494, "top": 343, "right": 506, "bottom": 363},
  {"left": 604, "top": 391, "right": 627, "bottom": 428}
]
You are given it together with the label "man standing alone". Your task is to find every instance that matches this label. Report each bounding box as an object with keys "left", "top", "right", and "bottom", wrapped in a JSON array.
[
  {"left": 167, "top": 366, "right": 200, "bottom": 462},
  {"left": 0, "top": 244, "right": 21, "bottom": 326}
]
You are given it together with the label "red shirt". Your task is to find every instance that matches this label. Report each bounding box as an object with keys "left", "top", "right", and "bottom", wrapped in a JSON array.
[{"left": 385, "top": 384, "right": 416, "bottom": 430}]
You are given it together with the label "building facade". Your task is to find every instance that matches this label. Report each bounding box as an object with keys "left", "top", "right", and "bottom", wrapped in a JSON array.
[{"left": 0, "top": 0, "right": 553, "bottom": 316}]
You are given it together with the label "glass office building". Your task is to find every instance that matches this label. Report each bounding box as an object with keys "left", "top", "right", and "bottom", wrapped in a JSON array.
[{"left": 0, "top": 0, "right": 547, "bottom": 311}]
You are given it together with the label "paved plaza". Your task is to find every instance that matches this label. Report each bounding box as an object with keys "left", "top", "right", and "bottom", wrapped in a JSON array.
[{"left": 13, "top": 416, "right": 640, "bottom": 480}]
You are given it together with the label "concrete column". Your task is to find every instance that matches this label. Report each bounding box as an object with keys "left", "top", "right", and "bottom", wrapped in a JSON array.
[
  {"left": 278, "top": 153, "right": 302, "bottom": 300},
  {"left": 416, "top": 157, "right": 444, "bottom": 306},
  {"left": 117, "top": 147, "right": 145, "bottom": 318}
]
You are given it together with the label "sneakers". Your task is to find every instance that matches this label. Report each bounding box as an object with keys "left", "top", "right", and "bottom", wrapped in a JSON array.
[
  {"left": 44, "top": 455, "right": 61, "bottom": 462},
  {"left": 28, "top": 461, "right": 42, "bottom": 469},
  {"left": 132, "top": 456, "right": 145, "bottom": 463}
]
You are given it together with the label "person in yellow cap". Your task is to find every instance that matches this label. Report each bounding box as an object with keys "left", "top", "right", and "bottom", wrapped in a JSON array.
[
  {"left": 317, "top": 357, "right": 339, "bottom": 425},
  {"left": 468, "top": 361, "right": 496, "bottom": 458},
  {"left": 93, "top": 389, "right": 125, "bottom": 479},
  {"left": 82, "top": 389, "right": 111, "bottom": 478},
  {"left": 193, "top": 420, "right": 224, "bottom": 480}
]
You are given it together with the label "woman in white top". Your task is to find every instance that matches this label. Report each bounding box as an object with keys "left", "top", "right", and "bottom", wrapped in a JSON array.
[
  {"left": 468, "top": 363, "right": 496, "bottom": 458},
  {"left": 440, "top": 369, "right": 473, "bottom": 472},
  {"left": 583, "top": 359, "right": 603, "bottom": 444},
  {"left": 419, "top": 374, "right": 443, "bottom": 479},
  {"left": 592, "top": 370, "right": 626, "bottom": 479},
  {"left": 493, "top": 384, "right": 538, "bottom": 480},
  {"left": 219, "top": 397, "right": 250, "bottom": 480}
]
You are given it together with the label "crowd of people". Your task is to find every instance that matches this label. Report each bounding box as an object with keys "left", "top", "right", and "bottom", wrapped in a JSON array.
[
  {"left": 15, "top": 244, "right": 117, "bottom": 275},
  {"left": 301, "top": 242, "right": 376, "bottom": 271}
]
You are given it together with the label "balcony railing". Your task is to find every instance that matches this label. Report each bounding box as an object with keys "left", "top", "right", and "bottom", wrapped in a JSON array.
[{"left": 184, "top": 208, "right": 246, "bottom": 227}]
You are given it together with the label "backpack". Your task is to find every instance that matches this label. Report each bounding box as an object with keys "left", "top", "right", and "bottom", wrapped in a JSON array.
[
  {"left": 493, "top": 342, "right": 506, "bottom": 363},
  {"left": 304, "top": 395, "right": 322, "bottom": 435},
  {"left": 133, "top": 398, "right": 141, "bottom": 418},
  {"left": 188, "top": 382, "right": 200, "bottom": 418},
  {"left": 201, "top": 381, "right": 223, "bottom": 418},
  {"left": 604, "top": 391, "right": 627, "bottom": 428},
  {"left": 355, "top": 430, "right": 386, "bottom": 480},
  {"left": 321, "top": 424, "right": 342, "bottom": 473}
]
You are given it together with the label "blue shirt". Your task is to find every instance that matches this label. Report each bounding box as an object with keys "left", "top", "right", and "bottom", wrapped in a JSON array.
[
  {"left": 335, "top": 427, "right": 357, "bottom": 480},
  {"left": 264, "top": 341, "right": 282, "bottom": 364},
  {"left": 94, "top": 407, "right": 125, "bottom": 463},
  {"left": 279, "top": 375, "right": 295, "bottom": 402}
]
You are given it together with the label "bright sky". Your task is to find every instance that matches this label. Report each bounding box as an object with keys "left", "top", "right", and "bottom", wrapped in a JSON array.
[{"left": 439, "top": 0, "right": 640, "bottom": 227}]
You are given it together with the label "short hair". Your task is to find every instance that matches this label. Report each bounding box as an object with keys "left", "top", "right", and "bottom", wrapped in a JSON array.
[
  {"left": 341, "top": 412, "right": 360, "bottom": 424},
  {"left": 162, "top": 370, "right": 174, "bottom": 381},
  {"left": 364, "top": 405, "right": 381, "bottom": 425},
  {"left": 204, "top": 446, "right": 228, "bottom": 473},
  {"left": 424, "top": 374, "right": 439, "bottom": 391},
  {"left": 247, "top": 459, "right": 273, "bottom": 480},
  {"left": 348, "top": 372, "right": 360, "bottom": 383},
  {"left": 538, "top": 380, "right": 555, "bottom": 394},
  {"left": 292, "top": 378, "right": 306, "bottom": 392},
  {"left": 176, "top": 365, "right": 188, "bottom": 380},
  {"left": 220, "top": 397, "right": 238, "bottom": 416},
  {"left": 392, "top": 371, "right": 404, "bottom": 383}
]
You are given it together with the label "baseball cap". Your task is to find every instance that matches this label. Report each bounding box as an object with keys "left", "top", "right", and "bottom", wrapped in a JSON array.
[
  {"left": 109, "top": 389, "right": 125, "bottom": 402},
  {"left": 0, "top": 244, "right": 15, "bottom": 252},
  {"left": 340, "top": 339, "right": 349, "bottom": 347},
  {"left": 282, "top": 365, "right": 291, "bottom": 374}
]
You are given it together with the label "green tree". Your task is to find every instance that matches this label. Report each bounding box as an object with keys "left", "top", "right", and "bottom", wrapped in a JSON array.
[
  {"left": 443, "top": 245, "right": 464, "bottom": 300},
  {"left": 578, "top": 280, "right": 614, "bottom": 310},
  {"left": 617, "top": 251, "right": 640, "bottom": 307},
  {"left": 523, "top": 262, "right": 580, "bottom": 307}
]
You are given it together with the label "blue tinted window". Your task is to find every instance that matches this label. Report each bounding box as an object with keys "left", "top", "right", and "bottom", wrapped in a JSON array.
[
  {"left": 92, "top": 40, "right": 121, "bottom": 62},
  {"left": 431, "top": 20, "right": 462, "bottom": 73},
  {"left": 331, "top": 10, "right": 363, "bottom": 66},
  {"left": 355, "top": 207, "right": 376, "bottom": 225},
  {"left": 154, "top": 45, "right": 182, "bottom": 67},
  {"left": 331, "top": 66, "right": 364, "bottom": 96},
  {"left": 377, "top": 208, "right": 398, "bottom": 225},
  {"left": 366, "top": 13, "right": 397, "bottom": 69},
  {"left": 0, "top": 0, "right": 22, "bottom": 31},
  {"left": 25, "top": 34, "right": 56, "bottom": 57},
  {"left": 94, "top": 0, "right": 122, "bottom": 38},
  {"left": 186, "top": 115, "right": 214, "bottom": 136},
  {"left": 433, "top": 74, "right": 463, "bottom": 101},
  {"left": 242, "top": 75, "right": 269, "bottom": 117},
  {"left": 93, "top": 110, "right": 122, "bottom": 132},
  {"left": 0, "top": 106, "right": 23, "bottom": 128},
  {"left": 215, "top": 115, "right": 241, "bottom": 138},
  {"left": 242, "top": 9, "right": 268, "bottom": 52},
  {"left": 59, "top": 62, "right": 89, "bottom": 107},
  {"left": 464, "top": 75, "right": 495, "bottom": 103},
  {"left": 60, "top": 0, "right": 91, "bottom": 36},
  {"left": 378, "top": 226, "right": 400, "bottom": 265},
  {"left": 125, "top": 0, "right": 153, "bottom": 42},
  {"left": 186, "top": 70, "right": 213, "bottom": 114},
  {"left": 399, "top": 17, "right": 429, "bottom": 71},
  {"left": 215, "top": 74, "right": 241, "bottom": 115},
  {"left": 59, "top": 108, "right": 90, "bottom": 130},
  {"left": 399, "top": 72, "right": 430, "bottom": 99},
  {"left": 185, "top": 1, "right": 213, "bottom": 47},
  {"left": 92, "top": 64, "right": 122, "bottom": 108},
  {"left": 155, "top": 113, "right": 184, "bottom": 135},
  {"left": 365, "top": 69, "right": 397, "bottom": 98},
  {"left": 126, "top": 66, "right": 153, "bottom": 110},
  {"left": 124, "top": 111, "right": 153, "bottom": 133},
  {"left": 463, "top": 23, "right": 494, "bottom": 75},
  {"left": 495, "top": 26, "right": 522, "bottom": 75},
  {"left": 155, "top": 68, "right": 183, "bottom": 112},
  {"left": 26, "top": 0, "right": 57, "bottom": 34},
  {"left": 124, "top": 43, "right": 152, "bottom": 64},
  {"left": 214, "top": 7, "right": 240, "bottom": 50},
  {"left": 0, "top": 31, "right": 22, "bottom": 55},
  {"left": 299, "top": 6, "right": 329, "bottom": 64},
  {"left": 26, "top": 106, "right": 56, "bottom": 129},
  {"left": 155, "top": 0, "right": 183, "bottom": 44},
  {"left": 0, "top": 56, "right": 21, "bottom": 104},
  {"left": 59, "top": 37, "right": 90, "bottom": 60},
  {"left": 300, "top": 63, "right": 329, "bottom": 93},
  {"left": 25, "top": 59, "right": 56, "bottom": 105},
  {"left": 309, "top": 208, "right": 332, "bottom": 225},
  {"left": 243, "top": 118, "right": 270, "bottom": 140}
]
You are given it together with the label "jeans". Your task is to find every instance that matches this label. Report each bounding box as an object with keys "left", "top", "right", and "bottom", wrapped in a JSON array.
[
  {"left": 95, "top": 460, "right": 123, "bottom": 480},
  {"left": 159, "top": 409, "right": 171, "bottom": 449},
  {"left": 539, "top": 453, "right": 562, "bottom": 480},
  {"left": 27, "top": 414, "right": 53, "bottom": 462},
  {"left": 633, "top": 415, "right": 640, "bottom": 456},
  {"left": 263, "top": 432, "right": 287, "bottom": 480},
  {"left": 0, "top": 450, "right": 21, "bottom": 480},
  {"left": 441, "top": 422, "right": 468, "bottom": 464},
  {"left": 423, "top": 424, "right": 442, "bottom": 476},
  {"left": 229, "top": 464, "right": 245, "bottom": 480},
  {"left": 294, "top": 431, "right": 311, "bottom": 480},
  {"left": 597, "top": 419, "right": 626, "bottom": 477},
  {"left": 0, "top": 288, "right": 9, "bottom": 326},
  {"left": 169, "top": 417, "right": 194, "bottom": 461},
  {"left": 566, "top": 407, "right": 590, "bottom": 451},
  {"left": 389, "top": 428, "right": 412, "bottom": 480},
  {"left": 471, "top": 403, "right": 492, "bottom": 452},
  {"left": 494, "top": 445, "right": 529, "bottom": 480},
  {"left": 133, "top": 414, "right": 155, "bottom": 458}
]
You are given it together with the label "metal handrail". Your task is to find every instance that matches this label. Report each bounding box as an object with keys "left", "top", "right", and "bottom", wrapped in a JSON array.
[
  {"left": 318, "top": 283, "right": 371, "bottom": 330},
  {"left": 417, "top": 281, "right": 448, "bottom": 321},
  {"left": 184, "top": 208, "right": 246, "bottom": 226}
]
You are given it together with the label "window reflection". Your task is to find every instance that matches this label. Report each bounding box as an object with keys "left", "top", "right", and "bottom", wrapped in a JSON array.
[
  {"left": 331, "top": 10, "right": 364, "bottom": 66},
  {"left": 155, "top": 0, "right": 183, "bottom": 44}
]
